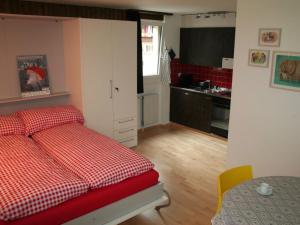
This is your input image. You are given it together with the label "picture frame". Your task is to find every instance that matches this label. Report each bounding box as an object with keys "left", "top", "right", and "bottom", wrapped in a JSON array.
[
  {"left": 17, "top": 55, "right": 51, "bottom": 98},
  {"left": 270, "top": 51, "right": 300, "bottom": 92},
  {"left": 258, "top": 28, "right": 281, "bottom": 47},
  {"left": 248, "top": 49, "right": 270, "bottom": 67}
]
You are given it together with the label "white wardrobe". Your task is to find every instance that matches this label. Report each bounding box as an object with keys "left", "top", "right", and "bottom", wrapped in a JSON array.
[{"left": 63, "top": 18, "right": 137, "bottom": 147}]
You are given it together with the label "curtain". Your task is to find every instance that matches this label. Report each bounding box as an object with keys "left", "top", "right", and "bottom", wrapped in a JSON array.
[
  {"left": 127, "top": 10, "right": 144, "bottom": 94},
  {"left": 159, "top": 28, "right": 171, "bottom": 85}
]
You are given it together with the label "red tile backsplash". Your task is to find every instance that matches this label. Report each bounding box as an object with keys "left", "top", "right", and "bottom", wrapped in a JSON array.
[{"left": 170, "top": 59, "right": 233, "bottom": 89}]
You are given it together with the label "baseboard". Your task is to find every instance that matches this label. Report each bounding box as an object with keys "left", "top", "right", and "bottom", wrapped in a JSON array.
[{"left": 138, "top": 122, "right": 172, "bottom": 132}]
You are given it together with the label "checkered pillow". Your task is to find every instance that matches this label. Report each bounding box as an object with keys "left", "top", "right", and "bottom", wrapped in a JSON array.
[
  {"left": 17, "top": 105, "right": 84, "bottom": 136},
  {"left": 0, "top": 115, "right": 25, "bottom": 136}
]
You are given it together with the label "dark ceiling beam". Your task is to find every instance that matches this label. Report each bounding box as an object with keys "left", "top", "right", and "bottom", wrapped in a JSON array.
[
  {"left": 138, "top": 9, "right": 173, "bottom": 21},
  {"left": 138, "top": 9, "right": 173, "bottom": 16},
  {"left": 0, "top": 0, "right": 171, "bottom": 21}
]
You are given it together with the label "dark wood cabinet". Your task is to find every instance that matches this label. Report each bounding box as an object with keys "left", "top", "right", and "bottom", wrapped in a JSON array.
[
  {"left": 180, "top": 27, "right": 235, "bottom": 67},
  {"left": 221, "top": 28, "right": 235, "bottom": 59},
  {"left": 170, "top": 87, "right": 212, "bottom": 132}
]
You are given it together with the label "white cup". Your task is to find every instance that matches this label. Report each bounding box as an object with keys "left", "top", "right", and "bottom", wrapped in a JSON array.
[{"left": 260, "top": 183, "right": 270, "bottom": 193}]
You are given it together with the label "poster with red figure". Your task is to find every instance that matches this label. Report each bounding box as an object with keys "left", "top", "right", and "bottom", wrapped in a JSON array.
[{"left": 17, "top": 55, "right": 51, "bottom": 98}]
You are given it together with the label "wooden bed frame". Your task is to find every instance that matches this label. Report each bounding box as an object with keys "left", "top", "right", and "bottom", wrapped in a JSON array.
[{"left": 63, "top": 183, "right": 170, "bottom": 225}]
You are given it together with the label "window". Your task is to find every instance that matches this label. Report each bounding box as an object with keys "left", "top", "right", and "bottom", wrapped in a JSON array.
[{"left": 141, "top": 24, "right": 162, "bottom": 76}]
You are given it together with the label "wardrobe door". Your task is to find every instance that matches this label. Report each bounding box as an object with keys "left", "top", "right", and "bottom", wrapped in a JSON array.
[
  {"left": 111, "top": 21, "right": 137, "bottom": 121},
  {"left": 80, "top": 19, "right": 114, "bottom": 137}
]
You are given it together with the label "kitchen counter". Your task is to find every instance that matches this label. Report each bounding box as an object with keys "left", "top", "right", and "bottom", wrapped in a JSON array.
[
  {"left": 170, "top": 85, "right": 231, "bottom": 138},
  {"left": 170, "top": 86, "right": 231, "bottom": 100}
]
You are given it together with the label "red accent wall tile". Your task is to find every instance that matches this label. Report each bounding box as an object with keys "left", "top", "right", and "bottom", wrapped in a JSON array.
[{"left": 170, "top": 59, "right": 233, "bottom": 89}]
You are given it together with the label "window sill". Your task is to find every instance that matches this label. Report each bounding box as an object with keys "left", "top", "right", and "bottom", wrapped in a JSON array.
[
  {"left": 143, "top": 74, "right": 159, "bottom": 77},
  {"left": 143, "top": 75, "right": 161, "bottom": 84}
]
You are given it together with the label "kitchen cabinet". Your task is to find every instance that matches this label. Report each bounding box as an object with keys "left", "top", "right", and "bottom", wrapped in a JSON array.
[
  {"left": 63, "top": 19, "right": 137, "bottom": 147},
  {"left": 170, "top": 87, "right": 212, "bottom": 132},
  {"left": 180, "top": 27, "right": 235, "bottom": 67},
  {"left": 222, "top": 28, "right": 235, "bottom": 59},
  {"left": 211, "top": 96, "right": 231, "bottom": 138}
]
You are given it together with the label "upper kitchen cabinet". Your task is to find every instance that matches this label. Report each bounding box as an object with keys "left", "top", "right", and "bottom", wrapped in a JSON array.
[{"left": 180, "top": 27, "right": 235, "bottom": 67}]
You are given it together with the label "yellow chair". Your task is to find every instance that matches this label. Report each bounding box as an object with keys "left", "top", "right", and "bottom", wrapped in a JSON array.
[{"left": 217, "top": 165, "right": 253, "bottom": 213}]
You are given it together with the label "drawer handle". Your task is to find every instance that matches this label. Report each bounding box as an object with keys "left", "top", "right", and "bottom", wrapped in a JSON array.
[
  {"left": 119, "top": 129, "right": 134, "bottom": 134},
  {"left": 119, "top": 119, "right": 134, "bottom": 124},
  {"left": 120, "top": 138, "right": 134, "bottom": 143}
]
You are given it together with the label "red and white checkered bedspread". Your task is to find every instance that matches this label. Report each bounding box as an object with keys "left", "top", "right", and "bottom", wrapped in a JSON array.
[
  {"left": 0, "top": 135, "right": 89, "bottom": 221},
  {"left": 32, "top": 123, "right": 154, "bottom": 189}
]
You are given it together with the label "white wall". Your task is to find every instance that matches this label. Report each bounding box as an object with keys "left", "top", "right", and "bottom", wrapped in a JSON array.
[
  {"left": 140, "top": 15, "right": 181, "bottom": 127},
  {"left": 182, "top": 13, "right": 236, "bottom": 28},
  {"left": 164, "top": 15, "right": 181, "bottom": 58},
  {"left": 228, "top": 0, "right": 300, "bottom": 177},
  {"left": 160, "top": 15, "right": 181, "bottom": 124}
]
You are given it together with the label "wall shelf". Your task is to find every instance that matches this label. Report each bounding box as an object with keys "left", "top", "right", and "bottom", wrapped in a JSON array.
[{"left": 0, "top": 92, "right": 70, "bottom": 104}]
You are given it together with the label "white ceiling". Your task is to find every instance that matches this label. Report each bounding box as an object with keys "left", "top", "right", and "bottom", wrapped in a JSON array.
[{"left": 31, "top": 0, "right": 237, "bottom": 14}]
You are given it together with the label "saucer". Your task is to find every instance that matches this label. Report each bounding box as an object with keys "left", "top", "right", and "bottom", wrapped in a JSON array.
[{"left": 256, "top": 187, "right": 272, "bottom": 196}]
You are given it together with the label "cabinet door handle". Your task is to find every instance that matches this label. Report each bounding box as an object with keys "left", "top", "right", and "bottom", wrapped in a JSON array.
[
  {"left": 184, "top": 92, "right": 189, "bottom": 96},
  {"left": 119, "top": 129, "right": 134, "bottom": 134},
  {"left": 118, "top": 119, "right": 134, "bottom": 124},
  {"left": 109, "top": 80, "right": 113, "bottom": 99}
]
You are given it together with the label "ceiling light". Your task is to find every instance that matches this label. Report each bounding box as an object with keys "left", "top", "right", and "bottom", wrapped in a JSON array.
[{"left": 189, "top": 11, "right": 236, "bottom": 19}]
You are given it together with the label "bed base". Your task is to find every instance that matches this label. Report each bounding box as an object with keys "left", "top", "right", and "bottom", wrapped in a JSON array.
[{"left": 63, "top": 183, "right": 170, "bottom": 225}]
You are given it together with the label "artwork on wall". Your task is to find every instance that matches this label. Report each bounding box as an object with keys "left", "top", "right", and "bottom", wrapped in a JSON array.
[
  {"left": 270, "top": 51, "right": 300, "bottom": 91},
  {"left": 248, "top": 49, "right": 270, "bottom": 67},
  {"left": 17, "top": 55, "right": 50, "bottom": 98},
  {"left": 258, "top": 28, "right": 281, "bottom": 47}
]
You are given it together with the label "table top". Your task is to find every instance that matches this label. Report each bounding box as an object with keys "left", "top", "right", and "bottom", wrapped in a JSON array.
[{"left": 219, "top": 176, "right": 300, "bottom": 225}]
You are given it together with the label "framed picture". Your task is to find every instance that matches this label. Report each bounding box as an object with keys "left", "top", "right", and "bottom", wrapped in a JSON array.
[
  {"left": 17, "top": 55, "right": 51, "bottom": 98},
  {"left": 248, "top": 49, "right": 270, "bottom": 67},
  {"left": 270, "top": 51, "right": 300, "bottom": 92},
  {"left": 258, "top": 28, "right": 281, "bottom": 47}
]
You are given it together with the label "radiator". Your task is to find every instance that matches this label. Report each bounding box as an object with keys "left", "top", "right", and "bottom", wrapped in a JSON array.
[{"left": 138, "top": 93, "right": 159, "bottom": 128}]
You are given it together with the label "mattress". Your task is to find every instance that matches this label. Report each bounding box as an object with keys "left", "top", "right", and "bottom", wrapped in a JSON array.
[
  {"left": 0, "top": 135, "right": 89, "bottom": 221},
  {"left": 32, "top": 122, "right": 154, "bottom": 189},
  {"left": 0, "top": 169, "right": 159, "bottom": 225}
]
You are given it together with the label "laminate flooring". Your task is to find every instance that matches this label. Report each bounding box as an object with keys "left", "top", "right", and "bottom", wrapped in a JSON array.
[{"left": 121, "top": 123, "right": 227, "bottom": 225}]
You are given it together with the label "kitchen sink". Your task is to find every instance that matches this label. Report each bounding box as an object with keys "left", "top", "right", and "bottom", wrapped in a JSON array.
[
  {"left": 208, "top": 89, "right": 231, "bottom": 97},
  {"left": 189, "top": 86, "right": 231, "bottom": 98}
]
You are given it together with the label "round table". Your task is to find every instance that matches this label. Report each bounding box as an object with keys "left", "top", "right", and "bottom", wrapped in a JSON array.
[{"left": 219, "top": 176, "right": 300, "bottom": 225}]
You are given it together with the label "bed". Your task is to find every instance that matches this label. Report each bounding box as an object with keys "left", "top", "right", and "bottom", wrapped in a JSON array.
[
  {"left": 31, "top": 122, "right": 154, "bottom": 189},
  {"left": 0, "top": 170, "right": 161, "bottom": 225},
  {"left": 0, "top": 106, "right": 169, "bottom": 225},
  {"left": 0, "top": 134, "right": 89, "bottom": 222}
]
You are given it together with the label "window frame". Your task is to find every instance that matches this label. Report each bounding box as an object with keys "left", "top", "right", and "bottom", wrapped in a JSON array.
[{"left": 141, "top": 20, "right": 164, "bottom": 77}]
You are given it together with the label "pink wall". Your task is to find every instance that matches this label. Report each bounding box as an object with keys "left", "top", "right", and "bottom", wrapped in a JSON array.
[
  {"left": 0, "top": 17, "right": 69, "bottom": 114},
  {"left": 170, "top": 59, "right": 233, "bottom": 89}
]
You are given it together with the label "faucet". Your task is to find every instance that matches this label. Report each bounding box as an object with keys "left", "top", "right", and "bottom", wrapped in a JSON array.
[{"left": 206, "top": 80, "right": 211, "bottom": 89}]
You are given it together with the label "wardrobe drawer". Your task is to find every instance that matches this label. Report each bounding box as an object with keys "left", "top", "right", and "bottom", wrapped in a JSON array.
[
  {"left": 118, "top": 136, "right": 137, "bottom": 148},
  {"left": 114, "top": 117, "right": 137, "bottom": 130},
  {"left": 114, "top": 127, "right": 137, "bottom": 140}
]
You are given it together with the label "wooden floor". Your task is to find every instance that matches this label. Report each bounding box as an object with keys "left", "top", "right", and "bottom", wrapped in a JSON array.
[{"left": 121, "top": 123, "right": 227, "bottom": 225}]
